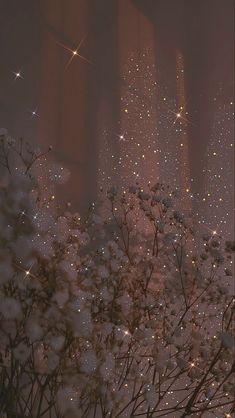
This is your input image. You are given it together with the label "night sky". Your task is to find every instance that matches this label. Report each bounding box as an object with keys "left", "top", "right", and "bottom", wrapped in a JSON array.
[{"left": 0, "top": 0, "right": 234, "bottom": 237}]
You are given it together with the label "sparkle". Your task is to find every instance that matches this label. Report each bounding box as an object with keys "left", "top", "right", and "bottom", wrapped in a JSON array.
[
  {"left": 118, "top": 134, "right": 125, "bottom": 141},
  {"left": 13, "top": 70, "right": 23, "bottom": 80},
  {"left": 19, "top": 210, "right": 26, "bottom": 218},
  {"left": 56, "top": 36, "right": 91, "bottom": 70},
  {"left": 14, "top": 263, "right": 36, "bottom": 280},
  {"left": 29, "top": 108, "right": 39, "bottom": 119},
  {"left": 22, "top": 263, "right": 35, "bottom": 279},
  {"left": 168, "top": 102, "right": 195, "bottom": 129}
]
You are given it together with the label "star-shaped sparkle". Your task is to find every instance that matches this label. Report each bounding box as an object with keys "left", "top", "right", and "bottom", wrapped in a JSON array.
[
  {"left": 168, "top": 102, "right": 196, "bottom": 129},
  {"left": 29, "top": 108, "right": 39, "bottom": 119},
  {"left": 12, "top": 70, "right": 23, "bottom": 81},
  {"left": 14, "top": 262, "right": 36, "bottom": 280},
  {"left": 56, "top": 36, "right": 91, "bottom": 70}
]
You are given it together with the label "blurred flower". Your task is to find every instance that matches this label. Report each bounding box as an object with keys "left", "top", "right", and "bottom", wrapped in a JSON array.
[
  {"left": 0, "top": 297, "right": 22, "bottom": 319},
  {"left": 13, "top": 342, "right": 30, "bottom": 363}
]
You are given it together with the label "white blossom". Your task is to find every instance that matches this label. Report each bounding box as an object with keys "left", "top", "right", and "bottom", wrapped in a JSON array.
[
  {"left": 0, "top": 140, "right": 233, "bottom": 417},
  {"left": 25, "top": 318, "right": 43, "bottom": 342},
  {"left": 13, "top": 343, "right": 30, "bottom": 364},
  {"left": 80, "top": 350, "right": 97, "bottom": 374},
  {"left": 0, "top": 297, "right": 22, "bottom": 319}
]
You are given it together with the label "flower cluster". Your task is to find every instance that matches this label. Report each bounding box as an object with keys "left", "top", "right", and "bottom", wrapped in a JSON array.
[{"left": 0, "top": 135, "right": 234, "bottom": 418}]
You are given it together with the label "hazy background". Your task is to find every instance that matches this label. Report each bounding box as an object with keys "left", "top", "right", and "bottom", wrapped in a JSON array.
[{"left": 0, "top": 0, "right": 234, "bottom": 233}]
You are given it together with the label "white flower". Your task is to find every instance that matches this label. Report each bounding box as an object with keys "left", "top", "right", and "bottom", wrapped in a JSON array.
[
  {"left": 9, "top": 173, "right": 32, "bottom": 193},
  {"left": 200, "top": 348, "right": 210, "bottom": 360},
  {"left": 133, "top": 328, "right": 145, "bottom": 341},
  {"left": 0, "top": 128, "right": 8, "bottom": 136},
  {"left": 203, "top": 387, "right": 213, "bottom": 400},
  {"left": 69, "top": 292, "right": 87, "bottom": 311},
  {"left": 56, "top": 386, "right": 79, "bottom": 415},
  {"left": 100, "top": 286, "right": 112, "bottom": 302},
  {"left": 33, "top": 344, "right": 47, "bottom": 373},
  {"left": 162, "top": 197, "right": 172, "bottom": 208},
  {"left": 56, "top": 216, "right": 70, "bottom": 242},
  {"left": 139, "top": 201, "right": 150, "bottom": 212},
  {"left": 101, "top": 322, "right": 113, "bottom": 338},
  {"left": 59, "top": 260, "right": 77, "bottom": 281},
  {"left": 115, "top": 326, "right": 131, "bottom": 342},
  {"left": 98, "top": 265, "right": 109, "bottom": 279},
  {"left": 0, "top": 216, "right": 14, "bottom": 241},
  {"left": 117, "top": 294, "right": 132, "bottom": 314},
  {"left": 47, "top": 351, "right": 60, "bottom": 371},
  {"left": 49, "top": 335, "right": 65, "bottom": 352},
  {"left": 144, "top": 384, "right": 157, "bottom": 408},
  {"left": 152, "top": 195, "right": 161, "bottom": 203},
  {"left": 92, "top": 214, "right": 103, "bottom": 225},
  {"left": 100, "top": 352, "right": 115, "bottom": 381},
  {"left": 219, "top": 332, "right": 235, "bottom": 351},
  {"left": 53, "top": 289, "right": 69, "bottom": 308},
  {"left": 173, "top": 211, "right": 184, "bottom": 222},
  {"left": 177, "top": 357, "right": 188, "bottom": 370},
  {"left": 107, "top": 240, "right": 119, "bottom": 252},
  {"left": 151, "top": 183, "right": 161, "bottom": 192},
  {"left": 71, "top": 310, "right": 93, "bottom": 337},
  {"left": 110, "top": 259, "right": 120, "bottom": 272},
  {"left": 0, "top": 260, "right": 14, "bottom": 285},
  {"left": 10, "top": 236, "right": 34, "bottom": 261},
  {"left": 107, "top": 186, "right": 117, "bottom": 201},
  {"left": 138, "top": 191, "right": 150, "bottom": 200},
  {"left": 13, "top": 342, "right": 30, "bottom": 363},
  {"left": 31, "top": 234, "right": 54, "bottom": 258},
  {"left": 188, "top": 367, "right": 201, "bottom": 379},
  {"left": 0, "top": 297, "right": 22, "bottom": 319},
  {"left": 25, "top": 319, "right": 43, "bottom": 342},
  {"left": 0, "top": 331, "right": 9, "bottom": 349},
  {"left": 77, "top": 231, "right": 90, "bottom": 246},
  {"left": 154, "top": 349, "right": 170, "bottom": 372},
  {"left": 80, "top": 350, "right": 97, "bottom": 374},
  {"left": 32, "top": 208, "right": 54, "bottom": 232},
  {"left": 129, "top": 186, "right": 138, "bottom": 194}
]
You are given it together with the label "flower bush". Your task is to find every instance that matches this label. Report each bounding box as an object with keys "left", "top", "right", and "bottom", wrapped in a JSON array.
[{"left": 0, "top": 133, "right": 234, "bottom": 418}]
